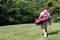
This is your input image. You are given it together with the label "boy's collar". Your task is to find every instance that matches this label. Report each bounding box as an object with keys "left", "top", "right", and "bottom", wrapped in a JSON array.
[{"left": 44, "top": 10, "right": 48, "bottom": 12}]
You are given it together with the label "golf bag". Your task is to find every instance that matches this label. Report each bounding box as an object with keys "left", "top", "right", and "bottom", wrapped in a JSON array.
[{"left": 35, "top": 12, "right": 50, "bottom": 25}]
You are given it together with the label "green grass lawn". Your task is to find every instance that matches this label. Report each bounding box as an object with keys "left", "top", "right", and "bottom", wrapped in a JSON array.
[{"left": 0, "top": 23, "right": 60, "bottom": 40}]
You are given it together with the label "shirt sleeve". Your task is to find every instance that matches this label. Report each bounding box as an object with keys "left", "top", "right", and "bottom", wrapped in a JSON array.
[
  {"left": 40, "top": 12, "right": 44, "bottom": 17},
  {"left": 48, "top": 13, "right": 51, "bottom": 18}
]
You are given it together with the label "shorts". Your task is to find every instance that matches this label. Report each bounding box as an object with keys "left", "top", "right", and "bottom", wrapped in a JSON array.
[{"left": 41, "top": 21, "right": 48, "bottom": 29}]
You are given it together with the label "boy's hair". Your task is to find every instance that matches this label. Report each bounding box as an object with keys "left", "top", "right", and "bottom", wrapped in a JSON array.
[{"left": 44, "top": 6, "right": 49, "bottom": 10}]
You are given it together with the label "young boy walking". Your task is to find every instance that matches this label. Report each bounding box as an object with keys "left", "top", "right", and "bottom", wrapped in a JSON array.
[{"left": 39, "top": 6, "right": 51, "bottom": 38}]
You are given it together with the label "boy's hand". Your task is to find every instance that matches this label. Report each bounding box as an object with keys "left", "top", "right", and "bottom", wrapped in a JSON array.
[{"left": 49, "top": 22, "right": 51, "bottom": 25}]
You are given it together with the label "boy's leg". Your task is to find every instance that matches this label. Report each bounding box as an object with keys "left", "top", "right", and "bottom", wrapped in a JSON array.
[
  {"left": 42, "top": 28, "right": 47, "bottom": 37},
  {"left": 41, "top": 22, "right": 48, "bottom": 37}
]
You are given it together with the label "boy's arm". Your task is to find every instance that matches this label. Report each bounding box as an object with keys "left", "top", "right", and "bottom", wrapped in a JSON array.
[
  {"left": 48, "top": 18, "right": 51, "bottom": 25},
  {"left": 48, "top": 16, "right": 52, "bottom": 25},
  {"left": 48, "top": 13, "right": 51, "bottom": 25},
  {"left": 39, "top": 13, "right": 41, "bottom": 19},
  {"left": 39, "top": 12, "right": 43, "bottom": 19},
  {"left": 39, "top": 15, "right": 41, "bottom": 19}
]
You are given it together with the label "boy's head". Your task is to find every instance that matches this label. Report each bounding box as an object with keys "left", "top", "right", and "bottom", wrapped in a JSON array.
[{"left": 44, "top": 6, "right": 49, "bottom": 10}]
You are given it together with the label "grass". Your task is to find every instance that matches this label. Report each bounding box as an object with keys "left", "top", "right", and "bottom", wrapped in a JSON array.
[{"left": 0, "top": 23, "right": 60, "bottom": 40}]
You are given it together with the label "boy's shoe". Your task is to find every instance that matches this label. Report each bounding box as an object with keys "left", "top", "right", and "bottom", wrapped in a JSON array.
[{"left": 44, "top": 33, "right": 48, "bottom": 38}]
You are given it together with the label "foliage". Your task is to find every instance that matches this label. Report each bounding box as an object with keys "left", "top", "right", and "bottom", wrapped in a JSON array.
[
  {"left": 0, "top": 0, "right": 60, "bottom": 25},
  {"left": 0, "top": 0, "right": 37, "bottom": 25}
]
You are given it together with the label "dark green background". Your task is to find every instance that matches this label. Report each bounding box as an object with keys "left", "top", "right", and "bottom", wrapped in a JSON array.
[{"left": 0, "top": 0, "right": 60, "bottom": 25}]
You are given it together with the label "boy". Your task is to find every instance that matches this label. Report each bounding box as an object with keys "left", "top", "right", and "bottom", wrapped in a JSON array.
[{"left": 39, "top": 6, "right": 51, "bottom": 38}]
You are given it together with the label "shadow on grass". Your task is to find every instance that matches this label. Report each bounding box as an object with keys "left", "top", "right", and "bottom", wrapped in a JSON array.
[
  {"left": 0, "top": 22, "right": 33, "bottom": 26},
  {"left": 48, "top": 31, "right": 60, "bottom": 35}
]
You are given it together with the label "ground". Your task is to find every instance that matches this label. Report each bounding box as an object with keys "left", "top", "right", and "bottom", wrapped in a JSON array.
[{"left": 0, "top": 23, "right": 60, "bottom": 40}]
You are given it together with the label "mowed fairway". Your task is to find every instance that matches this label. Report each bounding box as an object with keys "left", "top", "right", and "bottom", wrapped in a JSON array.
[{"left": 0, "top": 23, "right": 60, "bottom": 40}]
